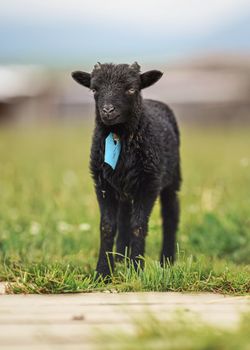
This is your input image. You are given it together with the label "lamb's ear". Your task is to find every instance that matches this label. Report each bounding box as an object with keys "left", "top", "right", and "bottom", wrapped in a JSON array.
[
  {"left": 71, "top": 71, "right": 91, "bottom": 88},
  {"left": 140, "top": 70, "right": 163, "bottom": 89}
]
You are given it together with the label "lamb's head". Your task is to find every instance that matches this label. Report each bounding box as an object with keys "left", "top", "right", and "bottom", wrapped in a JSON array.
[{"left": 71, "top": 62, "right": 163, "bottom": 126}]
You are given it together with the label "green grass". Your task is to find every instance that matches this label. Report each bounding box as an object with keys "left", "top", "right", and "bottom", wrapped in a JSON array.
[
  {"left": 0, "top": 123, "right": 249, "bottom": 294},
  {"left": 96, "top": 311, "right": 250, "bottom": 350},
  {"left": 2, "top": 256, "right": 249, "bottom": 294}
]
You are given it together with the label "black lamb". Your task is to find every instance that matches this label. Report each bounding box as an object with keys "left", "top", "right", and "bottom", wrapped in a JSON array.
[{"left": 71, "top": 62, "right": 181, "bottom": 278}]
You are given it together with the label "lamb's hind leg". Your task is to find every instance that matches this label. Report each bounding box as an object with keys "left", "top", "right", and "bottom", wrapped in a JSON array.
[
  {"left": 160, "top": 186, "right": 180, "bottom": 265},
  {"left": 116, "top": 201, "right": 132, "bottom": 261},
  {"left": 130, "top": 191, "right": 157, "bottom": 269}
]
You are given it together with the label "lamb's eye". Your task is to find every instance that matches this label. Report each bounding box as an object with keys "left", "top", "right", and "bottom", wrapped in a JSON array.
[
  {"left": 91, "top": 88, "right": 97, "bottom": 93},
  {"left": 127, "top": 88, "right": 136, "bottom": 94}
]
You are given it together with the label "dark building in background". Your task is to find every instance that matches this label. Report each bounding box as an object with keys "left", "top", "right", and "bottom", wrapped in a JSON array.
[{"left": 1, "top": 55, "right": 250, "bottom": 126}]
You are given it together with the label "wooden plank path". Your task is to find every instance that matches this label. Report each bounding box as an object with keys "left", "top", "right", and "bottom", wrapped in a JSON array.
[{"left": 0, "top": 283, "right": 249, "bottom": 349}]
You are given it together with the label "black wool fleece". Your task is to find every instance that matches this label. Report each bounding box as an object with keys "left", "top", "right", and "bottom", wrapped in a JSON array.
[{"left": 72, "top": 62, "right": 181, "bottom": 278}]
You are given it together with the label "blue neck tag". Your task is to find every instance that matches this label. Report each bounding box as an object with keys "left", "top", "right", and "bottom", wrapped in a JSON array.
[{"left": 104, "top": 132, "right": 121, "bottom": 170}]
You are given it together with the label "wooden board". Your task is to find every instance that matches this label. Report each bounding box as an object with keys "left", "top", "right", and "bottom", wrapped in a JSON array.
[{"left": 0, "top": 289, "right": 249, "bottom": 349}]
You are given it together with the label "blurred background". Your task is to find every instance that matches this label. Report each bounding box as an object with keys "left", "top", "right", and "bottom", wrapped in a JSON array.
[
  {"left": 0, "top": 1, "right": 250, "bottom": 272},
  {"left": 0, "top": 0, "right": 250, "bottom": 125}
]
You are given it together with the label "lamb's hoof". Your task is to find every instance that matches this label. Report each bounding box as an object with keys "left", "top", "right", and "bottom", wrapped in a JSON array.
[
  {"left": 131, "top": 258, "right": 144, "bottom": 272},
  {"left": 115, "top": 254, "right": 125, "bottom": 263},
  {"left": 160, "top": 255, "right": 175, "bottom": 267},
  {"left": 95, "top": 267, "right": 113, "bottom": 283}
]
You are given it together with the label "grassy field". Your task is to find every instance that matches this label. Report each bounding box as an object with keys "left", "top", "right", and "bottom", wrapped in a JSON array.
[
  {"left": 0, "top": 122, "right": 249, "bottom": 294},
  {"left": 97, "top": 312, "right": 250, "bottom": 350}
]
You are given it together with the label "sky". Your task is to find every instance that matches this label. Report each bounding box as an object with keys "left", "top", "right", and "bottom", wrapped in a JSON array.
[{"left": 0, "top": 0, "right": 250, "bottom": 66}]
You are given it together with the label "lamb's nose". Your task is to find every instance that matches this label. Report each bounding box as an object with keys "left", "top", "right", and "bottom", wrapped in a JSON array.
[{"left": 103, "top": 104, "right": 115, "bottom": 114}]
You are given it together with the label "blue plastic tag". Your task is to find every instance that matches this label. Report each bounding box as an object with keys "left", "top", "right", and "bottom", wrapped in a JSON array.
[{"left": 104, "top": 132, "right": 121, "bottom": 170}]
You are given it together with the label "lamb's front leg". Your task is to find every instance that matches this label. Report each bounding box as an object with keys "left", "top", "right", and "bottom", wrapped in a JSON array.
[
  {"left": 130, "top": 192, "right": 157, "bottom": 270},
  {"left": 96, "top": 189, "right": 118, "bottom": 278},
  {"left": 116, "top": 200, "right": 132, "bottom": 261}
]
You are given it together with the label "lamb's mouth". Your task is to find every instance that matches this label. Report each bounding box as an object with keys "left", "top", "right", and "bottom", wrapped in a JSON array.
[{"left": 102, "top": 114, "right": 121, "bottom": 125}]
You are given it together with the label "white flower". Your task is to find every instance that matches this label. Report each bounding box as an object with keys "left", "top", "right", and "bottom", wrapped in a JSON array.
[
  {"left": 30, "top": 221, "right": 41, "bottom": 235},
  {"left": 57, "top": 221, "right": 73, "bottom": 233},
  {"left": 188, "top": 205, "right": 199, "bottom": 213},
  {"left": 240, "top": 158, "right": 249, "bottom": 167},
  {"left": 79, "top": 223, "right": 91, "bottom": 231}
]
